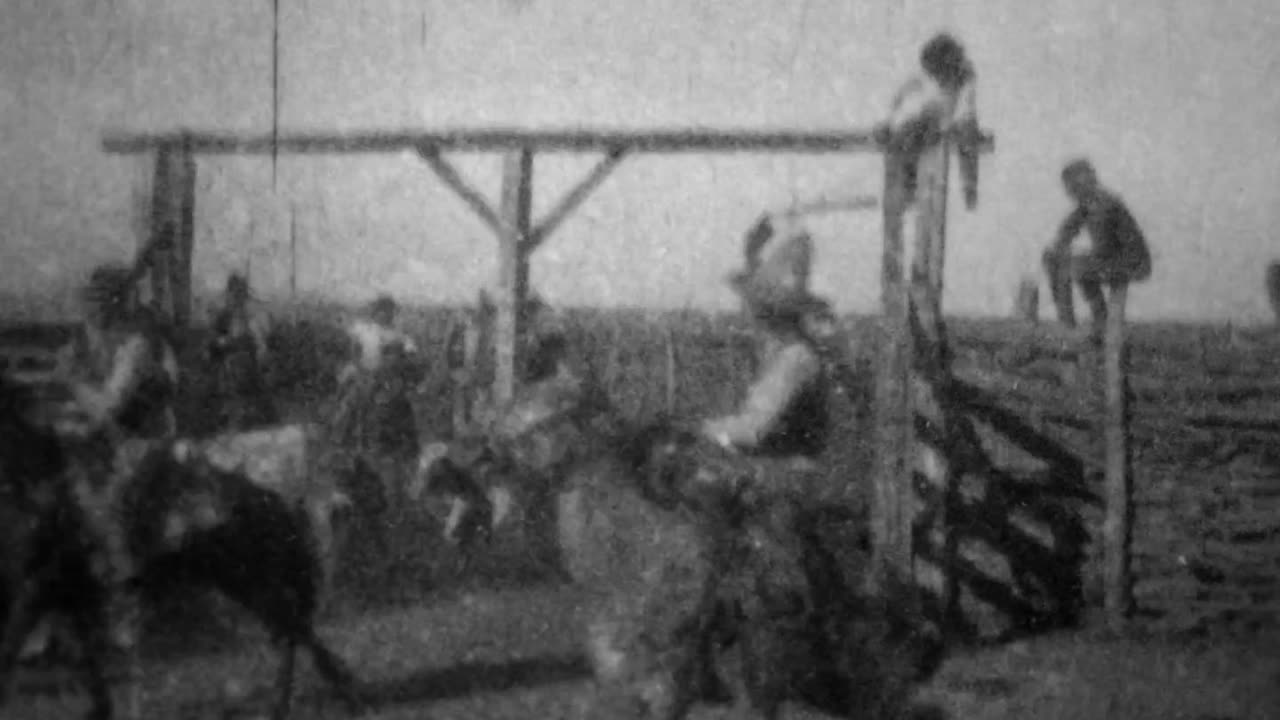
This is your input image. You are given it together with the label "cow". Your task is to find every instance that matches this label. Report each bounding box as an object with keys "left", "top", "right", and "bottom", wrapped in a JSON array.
[
  {"left": 172, "top": 423, "right": 363, "bottom": 594},
  {"left": 1, "top": 377, "right": 364, "bottom": 720}
]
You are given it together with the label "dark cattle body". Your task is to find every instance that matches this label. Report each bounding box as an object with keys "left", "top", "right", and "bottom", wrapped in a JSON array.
[
  {"left": 0, "top": 377, "right": 115, "bottom": 719},
  {"left": 0, "top": 377, "right": 362, "bottom": 720},
  {"left": 125, "top": 448, "right": 364, "bottom": 719}
]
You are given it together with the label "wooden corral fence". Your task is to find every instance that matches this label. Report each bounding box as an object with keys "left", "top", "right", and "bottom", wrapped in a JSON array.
[
  {"left": 113, "top": 126, "right": 1230, "bottom": 643},
  {"left": 950, "top": 320, "right": 1280, "bottom": 634}
]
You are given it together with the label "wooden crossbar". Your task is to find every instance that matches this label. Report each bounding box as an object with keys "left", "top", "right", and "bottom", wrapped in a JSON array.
[{"left": 101, "top": 127, "right": 995, "bottom": 155}]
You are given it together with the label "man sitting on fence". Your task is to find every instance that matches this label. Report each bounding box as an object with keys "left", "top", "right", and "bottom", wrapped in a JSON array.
[{"left": 1042, "top": 158, "right": 1152, "bottom": 345}]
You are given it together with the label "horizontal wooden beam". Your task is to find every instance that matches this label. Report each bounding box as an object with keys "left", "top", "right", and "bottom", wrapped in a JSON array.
[{"left": 101, "top": 126, "right": 995, "bottom": 156}]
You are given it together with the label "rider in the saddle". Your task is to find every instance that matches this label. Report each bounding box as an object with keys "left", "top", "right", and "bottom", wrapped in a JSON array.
[
  {"left": 208, "top": 272, "right": 277, "bottom": 430},
  {"left": 694, "top": 214, "right": 849, "bottom": 610},
  {"left": 57, "top": 262, "right": 181, "bottom": 651},
  {"left": 700, "top": 215, "right": 835, "bottom": 482}
]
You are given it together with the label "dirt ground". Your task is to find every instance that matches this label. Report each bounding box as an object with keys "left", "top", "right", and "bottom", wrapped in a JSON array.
[{"left": 7, "top": 573, "right": 1279, "bottom": 720}]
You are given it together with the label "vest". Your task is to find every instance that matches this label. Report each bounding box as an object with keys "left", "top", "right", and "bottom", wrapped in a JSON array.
[{"left": 752, "top": 340, "right": 831, "bottom": 460}]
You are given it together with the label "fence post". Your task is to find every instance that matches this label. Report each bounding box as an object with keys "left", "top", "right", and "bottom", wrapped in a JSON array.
[
  {"left": 1102, "top": 283, "right": 1135, "bottom": 631},
  {"left": 870, "top": 145, "right": 914, "bottom": 592}
]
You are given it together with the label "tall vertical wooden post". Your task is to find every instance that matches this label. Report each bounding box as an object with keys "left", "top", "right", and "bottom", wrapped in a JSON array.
[
  {"left": 493, "top": 149, "right": 534, "bottom": 406},
  {"left": 145, "top": 139, "right": 196, "bottom": 328},
  {"left": 171, "top": 138, "right": 196, "bottom": 328},
  {"left": 1102, "top": 284, "right": 1134, "bottom": 631},
  {"left": 909, "top": 140, "right": 959, "bottom": 624},
  {"left": 871, "top": 149, "right": 914, "bottom": 590}
]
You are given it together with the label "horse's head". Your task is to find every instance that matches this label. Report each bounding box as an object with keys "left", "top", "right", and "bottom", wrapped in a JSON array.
[{"left": 410, "top": 439, "right": 515, "bottom": 547}]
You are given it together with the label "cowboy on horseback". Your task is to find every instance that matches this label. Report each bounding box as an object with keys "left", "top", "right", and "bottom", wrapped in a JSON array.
[
  {"left": 702, "top": 215, "right": 834, "bottom": 464},
  {"left": 55, "top": 262, "right": 180, "bottom": 652},
  {"left": 688, "top": 214, "right": 867, "bottom": 627}
]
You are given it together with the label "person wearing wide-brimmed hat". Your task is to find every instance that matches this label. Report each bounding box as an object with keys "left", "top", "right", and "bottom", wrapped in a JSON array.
[
  {"left": 700, "top": 215, "right": 835, "bottom": 461},
  {"left": 53, "top": 261, "right": 181, "bottom": 654},
  {"left": 207, "top": 272, "right": 277, "bottom": 431}
]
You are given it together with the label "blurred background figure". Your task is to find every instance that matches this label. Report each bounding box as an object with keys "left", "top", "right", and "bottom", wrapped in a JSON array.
[
  {"left": 207, "top": 272, "right": 278, "bottom": 431},
  {"left": 331, "top": 294, "right": 423, "bottom": 534}
]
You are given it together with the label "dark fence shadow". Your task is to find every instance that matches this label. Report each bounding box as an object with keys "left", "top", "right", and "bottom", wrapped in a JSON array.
[
  {"left": 166, "top": 653, "right": 590, "bottom": 719},
  {"left": 911, "top": 378, "right": 1100, "bottom": 645}
]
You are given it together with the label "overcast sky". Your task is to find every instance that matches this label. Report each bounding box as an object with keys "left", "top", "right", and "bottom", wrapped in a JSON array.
[{"left": 2, "top": 0, "right": 1277, "bottom": 321}]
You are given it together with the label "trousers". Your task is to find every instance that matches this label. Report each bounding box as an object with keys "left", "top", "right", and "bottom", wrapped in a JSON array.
[{"left": 1042, "top": 247, "right": 1150, "bottom": 332}]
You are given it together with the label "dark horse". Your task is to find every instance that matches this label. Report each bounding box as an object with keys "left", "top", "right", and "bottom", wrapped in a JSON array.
[
  {"left": 417, "top": 379, "right": 943, "bottom": 719},
  {"left": 0, "top": 376, "right": 361, "bottom": 720}
]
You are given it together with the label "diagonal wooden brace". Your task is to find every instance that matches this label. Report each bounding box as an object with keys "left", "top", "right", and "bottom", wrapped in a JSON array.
[
  {"left": 524, "top": 147, "right": 628, "bottom": 253},
  {"left": 416, "top": 145, "right": 510, "bottom": 239}
]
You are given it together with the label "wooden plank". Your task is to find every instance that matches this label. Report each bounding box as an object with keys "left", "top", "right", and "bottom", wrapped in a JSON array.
[
  {"left": 102, "top": 126, "right": 996, "bottom": 155},
  {"left": 1102, "top": 284, "right": 1135, "bottom": 631},
  {"left": 171, "top": 142, "right": 197, "bottom": 328},
  {"left": 908, "top": 141, "right": 953, "bottom": 614},
  {"left": 870, "top": 146, "right": 912, "bottom": 591},
  {"left": 137, "top": 144, "right": 195, "bottom": 327},
  {"left": 492, "top": 149, "right": 534, "bottom": 406}
]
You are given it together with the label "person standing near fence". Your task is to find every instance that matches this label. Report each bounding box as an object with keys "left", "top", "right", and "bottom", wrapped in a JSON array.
[{"left": 1041, "top": 158, "right": 1153, "bottom": 345}]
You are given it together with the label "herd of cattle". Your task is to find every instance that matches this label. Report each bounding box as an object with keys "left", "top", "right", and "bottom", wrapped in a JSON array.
[{"left": 0, "top": 316, "right": 941, "bottom": 720}]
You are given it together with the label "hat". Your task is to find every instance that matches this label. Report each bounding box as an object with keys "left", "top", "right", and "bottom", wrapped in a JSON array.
[
  {"left": 1061, "top": 157, "right": 1096, "bottom": 182},
  {"left": 368, "top": 294, "right": 398, "bottom": 318},
  {"left": 727, "top": 219, "right": 830, "bottom": 325},
  {"left": 920, "top": 32, "right": 973, "bottom": 85},
  {"left": 81, "top": 263, "right": 136, "bottom": 309},
  {"left": 225, "top": 273, "right": 251, "bottom": 299}
]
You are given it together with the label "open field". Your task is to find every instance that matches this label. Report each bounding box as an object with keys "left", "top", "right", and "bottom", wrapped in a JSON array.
[{"left": 3, "top": 306, "right": 1280, "bottom": 718}]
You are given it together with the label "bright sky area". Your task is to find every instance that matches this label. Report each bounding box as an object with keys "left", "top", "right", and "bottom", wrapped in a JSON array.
[{"left": 1, "top": 0, "right": 1277, "bottom": 322}]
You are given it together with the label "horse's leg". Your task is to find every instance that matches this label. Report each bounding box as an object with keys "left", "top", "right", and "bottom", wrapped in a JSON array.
[
  {"left": 0, "top": 583, "right": 44, "bottom": 706},
  {"left": 70, "top": 604, "right": 114, "bottom": 720},
  {"left": 119, "top": 643, "right": 144, "bottom": 720},
  {"left": 304, "top": 630, "right": 362, "bottom": 712},
  {"left": 271, "top": 638, "right": 297, "bottom": 720},
  {"left": 736, "top": 626, "right": 785, "bottom": 720}
]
